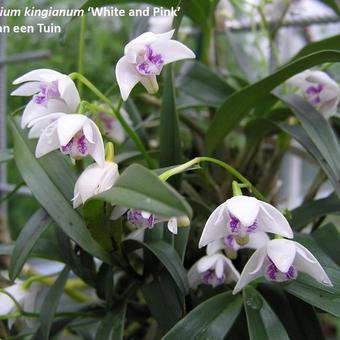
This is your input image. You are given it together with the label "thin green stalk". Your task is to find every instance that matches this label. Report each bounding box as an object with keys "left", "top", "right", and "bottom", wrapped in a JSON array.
[
  {"left": 68, "top": 72, "right": 153, "bottom": 168},
  {"left": 77, "top": 15, "right": 87, "bottom": 98},
  {"left": 159, "top": 156, "right": 266, "bottom": 201}
]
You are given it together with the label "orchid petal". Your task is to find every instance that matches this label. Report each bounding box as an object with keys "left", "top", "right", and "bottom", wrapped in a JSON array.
[
  {"left": 28, "top": 112, "right": 65, "bottom": 139},
  {"left": 233, "top": 246, "right": 267, "bottom": 294},
  {"left": 206, "top": 238, "right": 226, "bottom": 256},
  {"left": 294, "top": 242, "right": 333, "bottom": 287},
  {"left": 11, "top": 81, "right": 41, "bottom": 96},
  {"left": 139, "top": 75, "right": 159, "bottom": 95},
  {"left": 226, "top": 196, "right": 259, "bottom": 227},
  {"left": 115, "top": 56, "right": 142, "bottom": 101},
  {"left": 257, "top": 201, "right": 293, "bottom": 238},
  {"left": 151, "top": 39, "right": 195, "bottom": 65},
  {"left": 215, "top": 257, "right": 225, "bottom": 279},
  {"left": 13, "top": 69, "right": 62, "bottom": 84},
  {"left": 167, "top": 217, "right": 178, "bottom": 234},
  {"left": 246, "top": 232, "right": 269, "bottom": 249},
  {"left": 199, "top": 202, "right": 229, "bottom": 248},
  {"left": 187, "top": 262, "right": 203, "bottom": 290},
  {"left": 57, "top": 75, "right": 81, "bottom": 112},
  {"left": 197, "top": 254, "right": 219, "bottom": 273},
  {"left": 267, "top": 239, "right": 296, "bottom": 273},
  {"left": 35, "top": 122, "right": 60, "bottom": 158},
  {"left": 56, "top": 114, "right": 87, "bottom": 146},
  {"left": 87, "top": 120, "right": 105, "bottom": 166},
  {"left": 225, "top": 257, "right": 241, "bottom": 282}
]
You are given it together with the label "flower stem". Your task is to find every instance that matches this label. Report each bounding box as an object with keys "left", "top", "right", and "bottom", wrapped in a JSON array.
[
  {"left": 232, "top": 181, "right": 243, "bottom": 196},
  {"left": 68, "top": 72, "right": 153, "bottom": 168},
  {"left": 105, "top": 142, "right": 114, "bottom": 162},
  {"left": 159, "top": 156, "right": 266, "bottom": 201},
  {"left": 77, "top": 15, "right": 87, "bottom": 98}
]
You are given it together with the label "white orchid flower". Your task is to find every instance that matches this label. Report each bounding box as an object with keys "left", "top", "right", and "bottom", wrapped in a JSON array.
[
  {"left": 199, "top": 196, "right": 293, "bottom": 248},
  {"left": 127, "top": 209, "right": 190, "bottom": 235},
  {"left": 188, "top": 253, "right": 240, "bottom": 289},
  {"left": 30, "top": 113, "right": 105, "bottom": 165},
  {"left": 73, "top": 161, "right": 119, "bottom": 208},
  {"left": 148, "top": 16, "right": 174, "bottom": 34},
  {"left": 115, "top": 29, "right": 195, "bottom": 101},
  {"left": 0, "top": 281, "right": 40, "bottom": 317},
  {"left": 233, "top": 238, "right": 333, "bottom": 294},
  {"left": 207, "top": 231, "right": 269, "bottom": 259},
  {"left": 11, "top": 69, "right": 80, "bottom": 128},
  {"left": 93, "top": 106, "right": 132, "bottom": 144},
  {"left": 288, "top": 70, "right": 340, "bottom": 118}
]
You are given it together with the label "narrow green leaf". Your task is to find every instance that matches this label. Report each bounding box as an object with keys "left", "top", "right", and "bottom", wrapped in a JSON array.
[
  {"left": 124, "top": 239, "right": 189, "bottom": 296},
  {"left": 285, "top": 270, "right": 340, "bottom": 318},
  {"left": 0, "top": 149, "right": 13, "bottom": 163},
  {"left": 279, "top": 124, "right": 340, "bottom": 197},
  {"left": 97, "top": 164, "right": 192, "bottom": 218},
  {"left": 163, "top": 291, "right": 242, "bottom": 340},
  {"left": 243, "top": 286, "right": 289, "bottom": 340},
  {"left": 0, "top": 244, "right": 13, "bottom": 255},
  {"left": 34, "top": 266, "right": 70, "bottom": 340},
  {"left": 95, "top": 304, "right": 126, "bottom": 340},
  {"left": 83, "top": 200, "right": 122, "bottom": 251},
  {"left": 142, "top": 270, "right": 184, "bottom": 332},
  {"left": 9, "top": 117, "right": 112, "bottom": 264},
  {"left": 206, "top": 50, "right": 340, "bottom": 153},
  {"left": 9, "top": 208, "right": 50, "bottom": 280},
  {"left": 176, "top": 61, "right": 234, "bottom": 108},
  {"left": 160, "top": 66, "right": 181, "bottom": 168},
  {"left": 313, "top": 223, "right": 340, "bottom": 267},
  {"left": 280, "top": 94, "right": 340, "bottom": 187},
  {"left": 293, "top": 35, "right": 340, "bottom": 60},
  {"left": 290, "top": 195, "right": 340, "bottom": 231}
]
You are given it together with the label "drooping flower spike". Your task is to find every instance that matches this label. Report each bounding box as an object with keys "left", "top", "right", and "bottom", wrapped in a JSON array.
[
  {"left": 11, "top": 69, "right": 80, "bottom": 128},
  {"left": 115, "top": 30, "right": 195, "bottom": 101},
  {"left": 73, "top": 161, "right": 120, "bottom": 208},
  {"left": 127, "top": 209, "right": 190, "bottom": 235},
  {"left": 233, "top": 238, "right": 332, "bottom": 294},
  {"left": 206, "top": 231, "right": 270, "bottom": 259},
  {"left": 288, "top": 70, "right": 340, "bottom": 118},
  {"left": 30, "top": 113, "right": 105, "bottom": 165},
  {"left": 199, "top": 196, "right": 293, "bottom": 248},
  {"left": 188, "top": 253, "right": 240, "bottom": 289}
]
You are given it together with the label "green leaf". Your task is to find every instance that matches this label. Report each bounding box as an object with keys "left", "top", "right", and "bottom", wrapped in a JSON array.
[
  {"left": 163, "top": 291, "right": 242, "bottom": 340},
  {"left": 97, "top": 164, "right": 192, "bottom": 218},
  {"left": 244, "top": 286, "right": 289, "bottom": 340},
  {"left": 293, "top": 35, "right": 340, "bottom": 60},
  {"left": 279, "top": 124, "right": 340, "bottom": 197},
  {"left": 9, "top": 208, "right": 50, "bottom": 280},
  {"left": 34, "top": 266, "right": 70, "bottom": 340},
  {"left": 0, "top": 244, "right": 13, "bottom": 255},
  {"left": 9, "top": 117, "right": 112, "bottom": 264},
  {"left": 313, "top": 223, "right": 340, "bottom": 267},
  {"left": 160, "top": 66, "right": 182, "bottom": 169},
  {"left": 176, "top": 61, "right": 234, "bottom": 108},
  {"left": 142, "top": 270, "right": 184, "bottom": 332},
  {"left": 290, "top": 195, "right": 340, "bottom": 231},
  {"left": 0, "top": 149, "right": 13, "bottom": 163},
  {"left": 95, "top": 304, "right": 126, "bottom": 340},
  {"left": 124, "top": 239, "right": 189, "bottom": 296},
  {"left": 83, "top": 200, "right": 122, "bottom": 251},
  {"left": 280, "top": 95, "right": 340, "bottom": 197},
  {"left": 285, "top": 269, "right": 340, "bottom": 318},
  {"left": 206, "top": 50, "right": 340, "bottom": 153}
]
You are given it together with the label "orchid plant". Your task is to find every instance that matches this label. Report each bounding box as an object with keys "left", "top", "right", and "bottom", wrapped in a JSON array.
[{"left": 2, "top": 0, "right": 340, "bottom": 339}]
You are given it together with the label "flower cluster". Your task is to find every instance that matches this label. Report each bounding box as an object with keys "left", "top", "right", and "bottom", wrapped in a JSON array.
[
  {"left": 12, "top": 30, "right": 195, "bottom": 211},
  {"left": 192, "top": 195, "right": 332, "bottom": 293}
]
